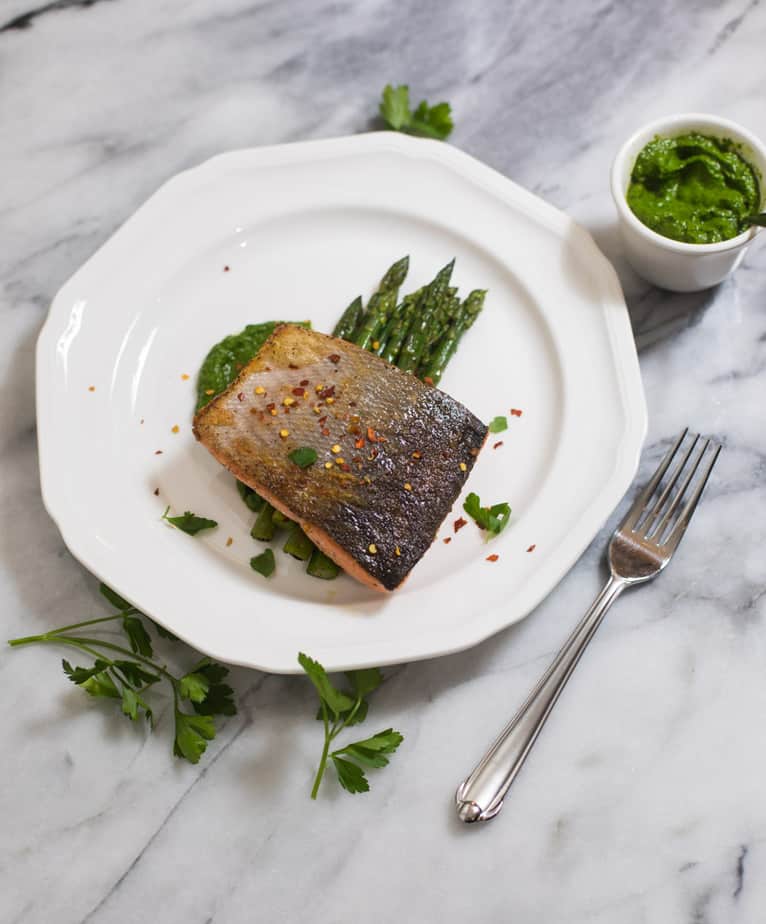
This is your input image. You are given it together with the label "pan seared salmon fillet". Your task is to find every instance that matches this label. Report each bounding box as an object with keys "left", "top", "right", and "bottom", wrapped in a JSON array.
[{"left": 193, "top": 325, "right": 487, "bottom": 591}]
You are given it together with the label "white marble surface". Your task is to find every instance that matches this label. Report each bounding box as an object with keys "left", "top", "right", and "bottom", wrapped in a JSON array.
[{"left": 2, "top": 1, "right": 766, "bottom": 921}]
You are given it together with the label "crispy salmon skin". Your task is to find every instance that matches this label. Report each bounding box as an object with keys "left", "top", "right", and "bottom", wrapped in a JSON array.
[{"left": 193, "top": 325, "right": 487, "bottom": 591}]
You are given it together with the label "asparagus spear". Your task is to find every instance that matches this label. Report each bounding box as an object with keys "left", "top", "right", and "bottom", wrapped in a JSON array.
[
  {"left": 419, "top": 289, "right": 486, "bottom": 385},
  {"left": 397, "top": 259, "right": 455, "bottom": 372},
  {"left": 283, "top": 522, "right": 315, "bottom": 561},
  {"left": 332, "top": 295, "right": 363, "bottom": 339}
]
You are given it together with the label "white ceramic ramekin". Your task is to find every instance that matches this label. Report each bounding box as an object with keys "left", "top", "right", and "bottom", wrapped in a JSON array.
[{"left": 611, "top": 113, "right": 766, "bottom": 291}]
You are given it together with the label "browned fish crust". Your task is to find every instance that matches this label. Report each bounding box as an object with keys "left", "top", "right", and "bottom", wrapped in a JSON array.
[{"left": 194, "top": 325, "right": 487, "bottom": 591}]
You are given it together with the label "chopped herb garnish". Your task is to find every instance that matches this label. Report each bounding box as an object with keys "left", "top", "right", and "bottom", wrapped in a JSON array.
[
  {"left": 463, "top": 492, "right": 511, "bottom": 537},
  {"left": 488, "top": 416, "right": 508, "bottom": 433},
  {"left": 379, "top": 84, "right": 454, "bottom": 140},
  {"left": 289, "top": 447, "right": 318, "bottom": 468},
  {"left": 250, "top": 547, "right": 276, "bottom": 577},
  {"left": 161, "top": 507, "right": 218, "bottom": 535}
]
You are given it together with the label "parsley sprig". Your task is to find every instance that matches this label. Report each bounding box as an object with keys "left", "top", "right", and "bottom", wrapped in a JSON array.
[
  {"left": 379, "top": 84, "right": 454, "bottom": 141},
  {"left": 298, "top": 653, "right": 403, "bottom": 797},
  {"left": 8, "top": 584, "right": 235, "bottom": 764}
]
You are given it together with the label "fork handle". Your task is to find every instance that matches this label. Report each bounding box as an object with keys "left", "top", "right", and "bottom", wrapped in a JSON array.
[{"left": 455, "top": 574, "right": 628, "bottom": 823}]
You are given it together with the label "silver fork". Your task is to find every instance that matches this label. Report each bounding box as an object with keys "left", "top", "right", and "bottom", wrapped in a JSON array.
[{"left": 455, "top": 428, "right": 721, "bottom": 824}]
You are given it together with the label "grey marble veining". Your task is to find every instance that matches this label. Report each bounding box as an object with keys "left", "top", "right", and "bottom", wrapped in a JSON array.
[{"left": 2, "top": 0, "right": 766, "bottom": 921}]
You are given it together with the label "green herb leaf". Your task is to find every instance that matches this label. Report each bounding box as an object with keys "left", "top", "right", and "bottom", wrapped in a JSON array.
[
  {"left": 173, "top": 711, "right": 216, "bottom": 764},
  {"left": 150, "top": 619, "right": 179, "bottom": 642},
  {"left": 463, "top": 492, "right": 511, "bottom": 537},
  {"left": 112, "top": 660, "right": 161, "bottom": 688},
  {"left": 99, "top": 583, "right": 131, "bottom": 611},
  {"left": 298, "top": 652, "right": 354, "bottom": 719},
  {"left": 488, "top": 416, "right": 508, "bottom": 434},
  {"left": 379, "top": 84, "right": 453, "bottom": 140},
  {"left": 122, "top": 614, "right": 153, "bottom": 658},
  {"left": 181, "top": 659, "right": 236, "bottom": 716},
  {"left": 333, "top": 728, "right": 403, "bottom": 768},
  {"left": 250, "top": 547, "right": 276, "bottom": 577},
  {"left": 178, "top": 671, "right": 210, "bottom": 704},
  {"left": 161, "top": 507, "right": 218, "bottom": 536},
  {"left": 288, "top": 446, "right": 318, "bottom": 468},
  {"left": 331, "top": 756, "right": 370, "bottom": 794},
  {"left": 62, "top": 659, "right": 121, "bottom": 699},
  {"left": 121, "top": 687, "right": 152, "bottom": 722},
  {"left": 344, "top": 668, "right": 383, "bottom": 699},
  {"left": 409, "top": 99, "right": 454, "bottom": 140}
]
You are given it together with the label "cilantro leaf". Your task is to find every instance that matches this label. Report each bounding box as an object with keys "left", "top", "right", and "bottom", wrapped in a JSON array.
[
  {"left": 463, "top": 492, "right": 511, "bottom": 537},
  {"left": 315, "top": 697, "right": 369, "bottom": 726},
  {"left": 121, "top": 687, "right": 152, "bottom": 722},
  {"left": 298, "top": 652, "right": 354, "bottom": 719},
  {"left": 150, "top": 619, "right": 179, "bottom": 642},
  {"left": 380, "top": 84, "right": 412, "bottom": 130},
  {"left": 62, "top": 659, "right": 121, "bottom": 699},
  {"left": 331, "top": 756, "right": 370, "bottom": 794},
  {"left": 488, "top": 416, "right": 508, "bottom": 434},
  {"left": 333, "top": 728, "right": 403, "bottom": 768},
  {"left": 173, "top": 711, "right": 216, "bottom": 763},
  {"left": 112, "top": 660, "right": 161, "bottom": 688},
  {"left": 185, "top": 659, "right": 236, "bottom": 716},
  {"left": 288, "top": 447, "right": 318, "bottom": 468},
  {"left": 250, "top": 548, "right": 276, "bottom": 577},
  {"left": 178, "top": 671, "right": 210, "bottom": 704},
  {"left": 409, "top": 99, "right": 454, "bottom": 140},
  {"left": 99, "top": 583, "right": 131, "bottom": 611},
  {"left": 122, "top": 614, "right": 153, "bottom": 658},
  {"left": 379, "top": 84, "right": 454, "bottom": 140},
  {"left": 161, "top": 507, "right": 218, "bottom": 536}
]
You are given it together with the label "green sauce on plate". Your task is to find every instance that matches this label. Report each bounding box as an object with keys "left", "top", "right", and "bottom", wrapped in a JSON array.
[
  {"left": 626, "top": 132, "right": 760, "bottom": 244},
  {"left": 195, "top": 321, "right": 310, "bottom": 411}
]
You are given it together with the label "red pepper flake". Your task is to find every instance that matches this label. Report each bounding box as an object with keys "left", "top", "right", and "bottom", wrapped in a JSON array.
[
  {"left": 510, "top": 408, "right": 523, "bottom": 417},
  {"left": 354, "top": 437, "right": 365, "bottom": 449},
  {"left": 300, "top": 379, "right": 309, "bottom": 387},
  {"left": 237, "top": 392, "right": 245, "bottom": 401},
  {"left": 322, "top": 428, "right": 331, "bottom": 436},
  {"left": 318, "top": 385, "right": 336, "bottom": 400},
  {"left": 470, "top": 447, "right": 480, "bottom": 456},
  {"left": 328, "top": 354, "right": 341, "bottom": 364},
  {"left": 423, "top": 376, "right": 434, "bottom": 386},
  {"left": 289, "top": 363, "right": 299, "bottom": 369},
  {"left": 486, "top": 554, "right": 499, "bottom": 562},
  {"left": 223, "top": 265, "right": 230, "bottom": 272},
  {"left": 341, "top": 464, "right": 351, "bottom": 472},
  {"left": 153, "top": 488, "right": 159, "bottom": 496},
  {"left": 367, "top": 427, "right": 378, "bottom": 442},
  {"left": 493, "top": 441, "right": 504, "bottom": 450},
  {"left": 352, "top": 456, "right": 362, "bottom": 464},
  {"left": 154, "top": 450, "right": 163, "bottom": 455},
  {"left": 527, "top": 544, "right": 536, "bottom": 553},
  {"left": 368, "top": 449, "right": 379, "bottom": 461},
  {"left": 443, "top": 537, "right": 452, "bottom": 544},
  {"left": 318, "top": 416, "right": 327, "bottom": 425},
  {"left": 226, "top": 536, "right": 233, "bottom": 547},
  {"left": 290, "top": 387, "right": 303, "bottom": 396},
  {"left": 349, "top": 401, "right": 357, "bottom": 407},
  {"left": 454, "top": 517, "right": 467, "bottom": 533},
  {"left": 266, "top": 402, "right": 275, "bottom": 411},
  {"left": 284, "top": 407, "right": 291, "bottom": 414}
]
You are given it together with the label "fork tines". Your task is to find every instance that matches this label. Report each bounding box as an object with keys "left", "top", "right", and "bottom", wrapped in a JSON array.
[{"left": 625, "top": 428, "right": 722, "bottom": 549}]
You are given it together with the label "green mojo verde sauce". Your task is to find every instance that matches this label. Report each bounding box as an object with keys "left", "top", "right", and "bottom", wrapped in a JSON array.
[
  {"left": 626, "top": 132, "right": 761, "bottom": 244},
  {"left": 195, "top": 321, "right": 310, "bottom": 411}
]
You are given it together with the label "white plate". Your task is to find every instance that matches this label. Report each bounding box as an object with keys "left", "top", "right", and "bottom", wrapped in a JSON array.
[{"left": 37, "top": 132, "right": 646, "bottom": 673}]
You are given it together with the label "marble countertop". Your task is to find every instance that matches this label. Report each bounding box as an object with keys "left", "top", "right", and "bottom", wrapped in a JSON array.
[{"left": 3, "top": 1, "right": 766, "bottom": 921}]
